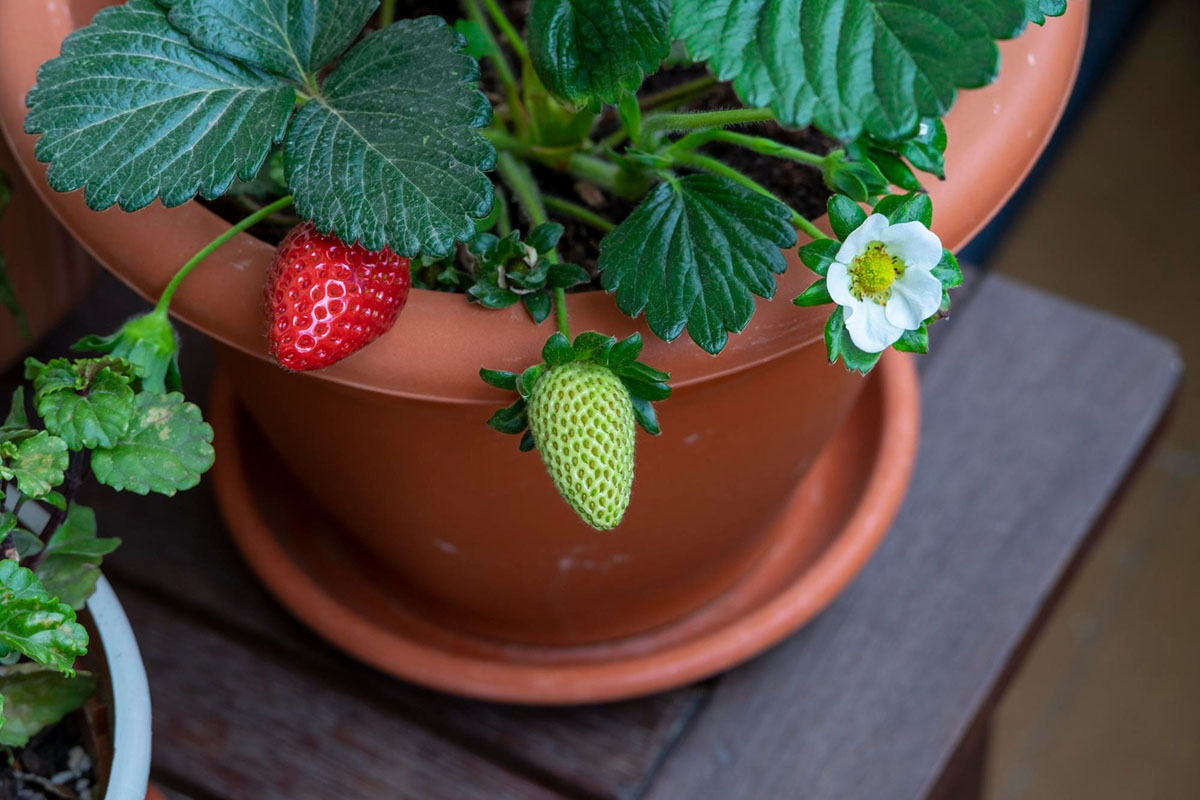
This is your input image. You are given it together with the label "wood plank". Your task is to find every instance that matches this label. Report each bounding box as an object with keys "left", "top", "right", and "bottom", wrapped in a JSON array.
[
  {"left": 643, "top": 275, "right": 1182, "bottom": 800},
  {"left": 113, "top": 582, "right": 564, "bottom": 800},
  {"left": 4, "top": 274, "right": 704, "bottom": 800}
]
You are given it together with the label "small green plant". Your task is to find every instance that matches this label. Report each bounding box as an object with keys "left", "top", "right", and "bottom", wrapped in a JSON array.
[
  {"left": 0, "top": 304, "right": 212, "bottom": 749},
  {"left": 23, "top": 0, "right": 1067, "bottom": 529}
]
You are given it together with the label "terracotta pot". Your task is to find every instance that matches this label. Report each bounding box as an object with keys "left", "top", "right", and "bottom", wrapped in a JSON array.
[
  {"left": 0, "top": 133, "right": 93, "bottom": 373},
  {"left": 0, "top": 2, "right": 1088, "bottom": 645}
]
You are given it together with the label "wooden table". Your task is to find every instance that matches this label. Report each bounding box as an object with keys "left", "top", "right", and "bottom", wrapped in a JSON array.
[{"left": 4, "top": 270, "right": 1180, "bottom": 800}]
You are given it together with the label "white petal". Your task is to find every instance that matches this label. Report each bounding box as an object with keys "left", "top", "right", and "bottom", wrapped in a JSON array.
[
  {"left": 835, "top": 213, "right": 890, "bottom": 264},
  {"left": 885, "top": 267, "right": 944, "bottom": 330},
  {"left": 844, "top": 301, "right": 903, "bottom": 353},
  {"left": 878, "top": 221, "right": 943, "bottom": 270},
  {"left": 826, "top": 261, "right": 856, "bottom": 307}
]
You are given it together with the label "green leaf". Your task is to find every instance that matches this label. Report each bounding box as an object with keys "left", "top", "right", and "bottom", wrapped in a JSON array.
[
  {"left": 469, "top": 284, "right": 521, "bottom": 309},
  {"left": 866, "top": 148, "right": 921, "bottom": 192},
  {"left": 904, "top": 119, "right": 948, "bottom": 177},
  {"left": 516, "top": 365, "right": 546, "bottom": 399},
  {"left": 608, "top": 333, "right": 643, "bottom": 367},
  {"left": 671, "top": 0, "right": 1026, "bottom": 140},
  {"left": 528, "top": 0, "right": 671, "bottom": 108},
  {"left": 619, "top": 375, "right": 671, "bottom": 402},
  {"left": 630, "top": 396, "right": 661, "bottom": 435},
  {"left": 285, "top": 16, "right": 496, "bottom": 256},
  {"left": 827, "top": 195, "right": 867, "bottom": 241},
  {"left": 0, "top": 664, "right": 96, "bottom": 748},
  {"left": 486, "top": 398, "right": 528, "bottom": 435},
  {"left": 822, "top": 152, "right": 890, "bottom": 202},
  {"left": 894, "top": 324, "right": 929, "bottom": 353},
  {"left": 10, "top": 530, "right": 43, "bottom": 561},
  {"left": 542, "top": 332, "right": 575, "bottom": 366},
  {"left": 46, "top": 506, "right": 114, "bottom": 559},
  {"left": 824, "top": 307, "right": 882, "bottom": 374},
  {"left": 799, "top": 239, "right": 841, "bottom": 277},
  {"left": 73, "top": 310, "right": 182, "bottom": 394},
  {"left": 1, "top": 433, "right": 69, "bottom": 499},
  {"left": 92, "top": 392, "right": 214, "bottom": 496},
  {"left": 480, "top": 369, "right": 518, "bottom": 390},
  {"left": 546, "top": 263, "right": 592, "bottom": 289},
  {"left": 36, "top": 368, "right": 135, "bottom": 451},
  {"left": 41, "top": 492, "right": 67, "bottom": 512},
  {"left": 24, "top": 0, "right": 294, "bottom": 211},
  {"left": 598, "top": 174, "right": 797, "bottom": 354},
  {"left": 571, "top": 332, "right": 616, "bottom": 364},
  {"left": 2, "top": 388, "right": 30, "bottom": 433},
  {"left": 160, "top": 0, "right": 379, "bottom": 85},
  {"left": 519, "top": 429, "right": 537, "bottom": 452},
  {"left": 453, "top": 18, "right": 498, "bottom": 59},
  {"left": 794, "top": 278, "right": 833, "bottom": 307},
  {"left": 522, "top": 291, "right": 553, "bottom": 324},
  {"left": 1026, "top": 0, "right": 1067, "bottom": 25},
  {"left": 933, "top": 249, "right": 963, "bottom": 290},
  {"left": 0, "top": 561, "right": 88, "bottom": 675},
  {"left": 874, "top": 192, "right": 933, "bottom": 227},
  {"left": 859, "top": 117, "right": 948, "bottom": 180},
  {"left": 36, "top": 504, "right": 119, "bottom": 611},
  {"left": 613, "top": 360, "right": 670, "bottom": 384},
  {"left": 527, "top": 223, "right": 565, "bottom": 254}
]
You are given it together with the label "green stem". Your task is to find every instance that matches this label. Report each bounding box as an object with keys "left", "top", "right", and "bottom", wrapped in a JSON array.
[
  {"left": 639, "top": 74, "right": 719, "bottom": 112},
  {"left": 671, "top": 129, "right": 826, "bottom": 167},
  {"left": 596, "top": 75, "right": 723, "bottom": 152},
  {"left": 553, "top": 287, "right": 570, "bottom": 338},
  {"left": 495, "top": 153, "right": 571, "bottom": 337},
  {"left": 597, "top": 126, "right": 629, "bottom": 152},
  {"left": 494, "top": 184, "right": 513, "bottom": 236},
  {"left": 544, "top": 195, "right": 616, "bottom": 232},
  {"left": 480, "top": 0, "right": 529, "bottom": 64},
  {"left": 672, "top": 152, "right": 827, "bottom": 241},
  {"left": 485, "top": 129, "right": 625, "bottom": 196},
  {"left": 464, "top": 0, "right": 527, "bottom": 133},
  {"left": 155, "top": 195, "right": 296, "bottom": 315},
  {"left": 379, "top": 0, "right": 396, "bottom": 26},
  {"left": 642, "top": 107, "right": 774, "bottom": 135},
  {"left": 618, "top": 92, "right": 642, "bottom": 147}
]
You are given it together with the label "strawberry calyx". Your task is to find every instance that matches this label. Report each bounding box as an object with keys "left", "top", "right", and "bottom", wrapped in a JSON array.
[{"left": 481, "top": 330, "right": 671, "bottom": 450}]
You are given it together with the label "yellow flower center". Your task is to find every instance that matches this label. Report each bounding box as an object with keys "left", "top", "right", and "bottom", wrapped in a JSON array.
[{"left": 849, "top": 243, "right": 903, "bottom": 301}]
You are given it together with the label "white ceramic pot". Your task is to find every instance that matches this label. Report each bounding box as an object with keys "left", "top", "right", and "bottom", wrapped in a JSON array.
[{"left": 88, "top": 577, "right": 152, "bottom": 800}]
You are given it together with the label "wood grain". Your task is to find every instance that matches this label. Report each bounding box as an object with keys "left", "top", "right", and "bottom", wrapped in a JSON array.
[
  {"left": 7, "top": 275, "right": 704, "bottom": 800},
  {"left": 643, "top": 276, "right": 1182, "bottom": 800},
  {"left": 3, "top": 270, "right": 1179, "bottom": 800},
  {"left": 114, "top": 582, "right": 564, "bottom": 800}
]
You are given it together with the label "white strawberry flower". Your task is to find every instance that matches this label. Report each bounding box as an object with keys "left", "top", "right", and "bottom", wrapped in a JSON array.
[{"left": 826, "top": 214, "right": 945, "bottom": 353}]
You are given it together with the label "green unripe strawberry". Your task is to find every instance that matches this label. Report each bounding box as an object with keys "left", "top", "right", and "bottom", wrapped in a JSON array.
[{"left": 526, "top": 362, "right": 636, "bottom": 531}]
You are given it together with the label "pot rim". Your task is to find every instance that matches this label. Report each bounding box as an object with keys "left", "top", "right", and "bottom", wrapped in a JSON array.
[
  {"left": 0, "top": 1, "right": 1088, "bottom": 403},
  {"left": 88, "top": 577, "right": 152, "bottom": 800}
]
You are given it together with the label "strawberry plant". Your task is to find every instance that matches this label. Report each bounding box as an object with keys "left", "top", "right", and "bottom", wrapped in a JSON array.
[{"left": 23, "top": 0, "right": 1068, "bottom": 529}]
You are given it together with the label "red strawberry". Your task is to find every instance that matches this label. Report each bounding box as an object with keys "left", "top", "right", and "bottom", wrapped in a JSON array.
[{"left": 265, "top": 223, "right": 410, "bottom": 371}]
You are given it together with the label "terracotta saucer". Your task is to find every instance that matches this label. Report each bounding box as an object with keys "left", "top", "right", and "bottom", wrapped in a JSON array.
[{"left": 209, "top": 353, "right": 919, "bottom": 704}]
